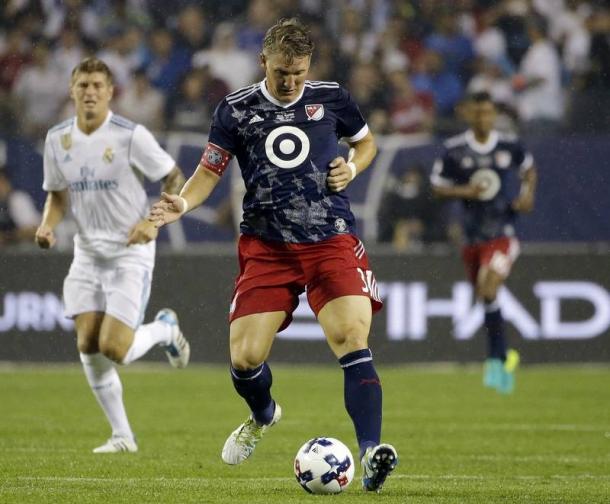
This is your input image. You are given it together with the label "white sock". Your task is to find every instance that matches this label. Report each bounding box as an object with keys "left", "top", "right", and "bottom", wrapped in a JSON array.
[
  {"left": 121, "top": 320, "right": 172, "bottom": 365},
  {"left": 80, "top": 352, "right": 134, "bottom": 440}
]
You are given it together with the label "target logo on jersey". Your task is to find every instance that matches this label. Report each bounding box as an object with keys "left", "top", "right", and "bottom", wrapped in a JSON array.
[{"left": 265, "top": 125, "right": 311, "bottom": 169}]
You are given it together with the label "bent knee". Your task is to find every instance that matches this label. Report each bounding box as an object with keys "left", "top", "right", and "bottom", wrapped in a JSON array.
[
  {"left": 98, "top": 336, "right": 125, "bottom": 363},
  {"left": 231, "top": 354, "right": 264, "bottom": 371},
  {"left": 325, "top": 319, "right": 369, "bottom": 348}
]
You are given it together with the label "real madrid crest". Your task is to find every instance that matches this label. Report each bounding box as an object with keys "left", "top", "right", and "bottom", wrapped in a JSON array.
[
  {"left": 103, "top": 147, "right": 114, "bottom": 163},
  {"left": 60, "top": 133, "right": 72, "bottom": 151}
]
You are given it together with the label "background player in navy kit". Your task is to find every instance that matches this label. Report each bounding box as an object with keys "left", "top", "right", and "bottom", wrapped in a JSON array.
[
  {"left": 150, "top": 18, "right": 397, "bottom": 492},
  {"left": 430, "top": 92, "right": 537, "bottom": 394}
]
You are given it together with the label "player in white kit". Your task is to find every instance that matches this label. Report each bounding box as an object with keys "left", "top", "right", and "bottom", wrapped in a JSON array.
[{"left": 35, "top": 57, "right": 190, "bottom": 453}]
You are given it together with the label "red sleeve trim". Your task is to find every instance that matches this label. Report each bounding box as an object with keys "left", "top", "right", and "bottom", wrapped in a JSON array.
[{"left": 200, "top": 142, "right": 233, "bottom": 176}]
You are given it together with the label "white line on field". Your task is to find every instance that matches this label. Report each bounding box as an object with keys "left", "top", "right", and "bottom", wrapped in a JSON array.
[{"left": 10, "top": 474, "right": 610, "bottom": 484}]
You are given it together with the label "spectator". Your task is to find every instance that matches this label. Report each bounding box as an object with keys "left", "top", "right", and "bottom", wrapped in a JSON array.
[
  {"left": 377, "top": 165, "right": 449, "bottom": 251},
  {"left": 386, "top": 70, "right": 435, "bottom": 135},
  {"left": 166, "top": 68, "right": 228, "bottom": 133},
  {"left": 411, "top": 49, "right": 464, "bottom": 118},
  {"left": 513, "top": 17, "right": 564, "bottom": 133},
  {"left": 13, "top": 39, "right": 66, "bottom": 139},
  {"left": 173, "top": 4, "right": 210, "bottom": 56},
  {"left": 0, "top": 167, "right": 40, "bottom": 247},
  {"left": 425, "top": 9, "right": 475, "bottom": 82},
  {"left": 235, "top": 0, "right": 279, "bottom": 55},
  {"left": 145, "top": 28, "right": 191, "bottom": 96},
  {"left": 0, "top": 28, "right": 30, "bottom": 92},
  {"left": 192, "top": 22, "right": 259, "bottom": 92},
  {"left": 115, "top": 68, "right": 165, "bottom": 131},
  {"left": 52, "top": 28, "right": 85, "bottom": 83}
]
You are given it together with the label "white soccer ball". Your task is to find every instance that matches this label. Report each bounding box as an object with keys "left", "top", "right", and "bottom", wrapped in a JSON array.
[{"left": 294, "top": 437, "right": 355, "bottom": 494}]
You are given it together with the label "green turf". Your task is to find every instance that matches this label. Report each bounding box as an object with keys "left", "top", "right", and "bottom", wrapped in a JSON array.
[{"left": 0, "top": 364, "right": 608, "bottom": 503}]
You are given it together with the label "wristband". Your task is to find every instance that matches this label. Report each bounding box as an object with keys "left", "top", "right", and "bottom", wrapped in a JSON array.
[
  {"left": 347, "top": 162, "right": 357, "bottom": 180},
  {"left": 177, "top": 196, "right": 189, "bottom": 215}
]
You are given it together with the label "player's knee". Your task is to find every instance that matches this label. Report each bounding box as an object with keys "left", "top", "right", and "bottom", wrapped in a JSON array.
[
  {"left": 76, "top": 336, "right": 99, "bottom": 354},
  {"left": 98, "top": 335, "right": 125, "bottom": 363},
  {"left": 325, "top": 318, "right": 368, "bottom": 349},
  {"left": 231, "top": 354, "right": 264, "bottom": 371}
]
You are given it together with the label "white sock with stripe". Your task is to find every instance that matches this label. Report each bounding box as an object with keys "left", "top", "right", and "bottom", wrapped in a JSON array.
[{"left": 80, "top": 352, "right": 134, "bottom": 440}]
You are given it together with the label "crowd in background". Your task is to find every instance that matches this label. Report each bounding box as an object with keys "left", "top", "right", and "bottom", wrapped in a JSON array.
[
  {"left": 1, "top": 0, "right": 610, "bottom": 142},
  {"left": 1, "top": 0, "right": 610, "bottom": 250}
]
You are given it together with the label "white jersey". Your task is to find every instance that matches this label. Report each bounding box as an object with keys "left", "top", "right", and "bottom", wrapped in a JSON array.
[{"left": 43, "top": 111, "right": 174, "bottom": 264}]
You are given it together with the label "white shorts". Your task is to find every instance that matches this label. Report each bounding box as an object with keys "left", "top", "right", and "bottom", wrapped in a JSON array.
[{"left": 63, "top": 254, "right": 153, "bottom": 329}]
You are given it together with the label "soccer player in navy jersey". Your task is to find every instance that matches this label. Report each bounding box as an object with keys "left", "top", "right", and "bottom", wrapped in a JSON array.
[
  {"left": 149, "top": 18, "right": 397, "bottom": 492},
  {"left": 430, "top": 92, "right": 537, "bottom": 394}
]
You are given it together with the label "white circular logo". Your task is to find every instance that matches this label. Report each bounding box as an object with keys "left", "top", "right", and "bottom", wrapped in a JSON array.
[
  {"left": 265, "top": 126, "right": 310, "bottom": 169},
  {"left": 334, "top": 218, "right": 347, "bottom": 232}
]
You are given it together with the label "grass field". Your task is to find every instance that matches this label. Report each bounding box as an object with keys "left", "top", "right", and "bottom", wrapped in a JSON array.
[{"left": 0, "top": 364, "right": 608, "bottom": 503}]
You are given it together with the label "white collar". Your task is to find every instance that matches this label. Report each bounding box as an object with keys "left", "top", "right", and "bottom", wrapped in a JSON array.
[
  {"left": 465, "top": 129, "right": 499, "bottom": 154},
  {"left": 74, "top": 110, "right": 113, "bottom": 137},
  {"left": 260, "top": 79, "right": 304, "bottom": 108}
]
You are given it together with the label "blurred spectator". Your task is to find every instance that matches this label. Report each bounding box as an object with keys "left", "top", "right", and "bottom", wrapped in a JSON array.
[
  {"left": 386, "top": 70, "right": 435, "bottom": 135},
  {"left": 0, "top": 28, "right": 30, "bottom": 92},
  {"left": 97, "top": 0, "right": 153, "bottom": 37},
  {"left": 97, "top": 27, "right": 143, "bottom": 92},
  {"left": 13, "top": 39, "right": 66, "bottom": 139},
  {"left": 377, "top": 164, "right": 450, "bottom": 251},
  {"left": 236, "top": 0, "right": 279, "bottom": 55},
  {"left": 495, "top": 0, "right": 531, "bottom": 67},
  {"left": 42, "top": 0, "right": 100, "bottom": 42},
  {"left": 173, "top": 4, "right": 210, "bottom": 55},
  {"left": 425, "top": 9, "right": 475, "bottom": 82},
  {"left": 336, "top": 6, "right": 378, "bottom": 63},
  {"left": 145, "top": 28, "right": 191, "bottom": 96},
  {"left": 347, "top": 62, "right": 389, "bottom": 130},
  {"left": 52, "top": 28, "right": 85, "bottom": 83},
  {"left": 513, "top": 17, "right": 564, "bottom": 132},
  {"left": 115, "top": 68, "right": 165, "bottom": 131},
  {"left": 411, "top": 49, "right": 464, "bottom": 118},
  {"left": 0, "top": 167, "right": 40, "bottom": 247},
  {"left": 166, "top": 68, "right": 229, "bottom": 133},
  {"left": 192, "top": 22, "right": 259, "bottom": 92}
]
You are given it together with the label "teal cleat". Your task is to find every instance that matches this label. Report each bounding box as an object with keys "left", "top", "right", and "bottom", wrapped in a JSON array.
[
  {"left": 497, "top": 349, "right": 520, "bottom": 395},
  {"left": 483, "top": 358, "right": 503, "bottom": 390}
]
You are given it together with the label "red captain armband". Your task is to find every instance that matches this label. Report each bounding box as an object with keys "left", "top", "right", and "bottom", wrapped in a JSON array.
[{"left": 200, "top": 142, "right": 232, "bottom": 176}]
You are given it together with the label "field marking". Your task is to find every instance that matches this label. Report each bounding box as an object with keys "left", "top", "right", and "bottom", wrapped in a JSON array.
[{"left": 9, "top": 474, "right": 610, "bottom": 485}]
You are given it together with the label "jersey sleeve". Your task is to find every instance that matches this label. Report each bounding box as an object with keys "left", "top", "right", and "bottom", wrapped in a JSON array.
[
  {"left": 430, "top": 148, "right": 458, "bottom": 187},
  {"left": 512, "top": 141, "right": 534, "bottom": 174},
  {"left": 129, "top": 125, "right": 175, "bottom": 182},
  {"left": 208, "top": 101, "right": 237, "bottom": 154},
  {"left": 42, "top": 133, "right": 68, "bottom": 191},
  {"left": 335, "top": 87, "right": 369, "bottom": 142}
]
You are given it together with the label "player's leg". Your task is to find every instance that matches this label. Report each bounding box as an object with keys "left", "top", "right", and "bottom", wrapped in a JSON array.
[
  {"left": 318, "top": 295, "right": 397, "bottom": 492},
  {"left": 222, "top": 311, "right": 285, "bottom": 465},
  {"left": 102, "top": 266, "right": 189, "bottom": 367},
  {"left": 76, "top": 312, "right": 137, "bottom": 453},
  {"left": 477, "top": 240, "right": 520, "bottom": 393}
]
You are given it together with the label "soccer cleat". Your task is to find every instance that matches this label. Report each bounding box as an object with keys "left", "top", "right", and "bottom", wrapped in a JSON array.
[
  {"left": 483, "top": 358, "right": 503, "bottom": 390},
  {"left": 221, "top": 403, "right": 282, "bottom": 465},
  {"left": 155, "top": 308, "right": 190, "bottom": 369},
  {"left": 92, "top": 436, "right": 138, "bottom": 454},
  {"left": 498, "top": 349, "right": 520, "bottom": 395},
  {"left": 361, "top": 443, "right": 398, "bottom": 492}
]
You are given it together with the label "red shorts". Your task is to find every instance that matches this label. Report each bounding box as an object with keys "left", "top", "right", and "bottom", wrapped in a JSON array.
[
  {"left": 230, "top": 234, "right": 383, "bottom": 331},
  {"left": 462, "top": 236, "right": 520, "bottom": 284}
]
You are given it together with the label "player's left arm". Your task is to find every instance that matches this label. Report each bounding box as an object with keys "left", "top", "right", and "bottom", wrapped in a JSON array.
[
  {"left": 511, "top": 165, "right": 537, "bottom": 213},
  {"left": 161, "top": 166, "right": 186, "bottom": 196},
  {"left": 327, "top": 131, "right": 377, "bottom": 192}
]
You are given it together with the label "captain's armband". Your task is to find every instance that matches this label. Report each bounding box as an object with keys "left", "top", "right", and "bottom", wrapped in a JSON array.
[{"left": 200, "top": 142, "right": 233, "bottom": 176}]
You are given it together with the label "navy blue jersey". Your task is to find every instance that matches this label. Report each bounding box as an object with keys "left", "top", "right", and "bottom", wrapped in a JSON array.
[
  {"left": 207, "top": 79, "right": 368, "bottom": 243},
  {"left": 431, "top": 130, "right": 534, "bottom": 243}
]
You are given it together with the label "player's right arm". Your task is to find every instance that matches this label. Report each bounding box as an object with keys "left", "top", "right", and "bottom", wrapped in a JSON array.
[
  {"left": 430, "top": 154, "right": 483, "bottom": 200},
  {"left": 35, "top": 189, "right": 68, "bottom": 249},
  {"left": 149, "top": 164, "right": 221, "bottom": 228},
  {"left": 150, "top": 100, "right": 235, "bottom": 228}
]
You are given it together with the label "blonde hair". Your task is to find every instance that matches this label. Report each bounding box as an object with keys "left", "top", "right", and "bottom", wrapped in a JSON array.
[
  {"left": 262, "top": 18, "right": 314, "bottom": 62},
  {"left": 71, "top": 57, "right": 114, "bottom": 85}
]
